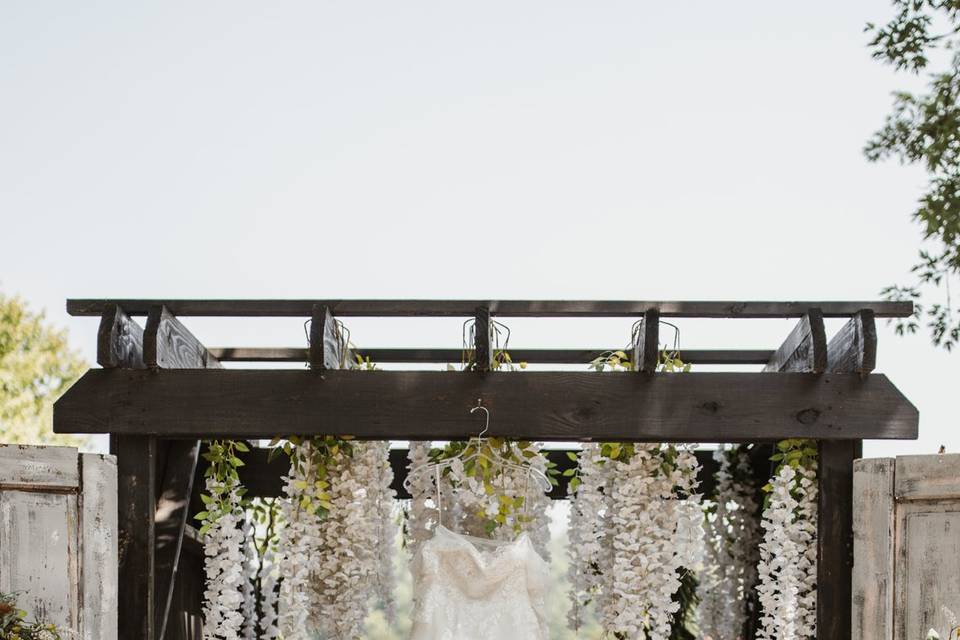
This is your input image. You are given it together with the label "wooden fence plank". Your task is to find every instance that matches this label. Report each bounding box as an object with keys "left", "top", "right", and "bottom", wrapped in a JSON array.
[
  {"left": 0, "top": 444, "right": 80, "bottom": 489},
  {"left": 852, "top": 457, "right": 895, "bottom": 640},
  {"left": 54, "top": 369, "right": 920, "bottom": 441},
  {"left": 894, "top": 453, "right": 960, "bottom": 502},
  {"left": 80, "top": 453, "right": 118, "bottom": 640}
]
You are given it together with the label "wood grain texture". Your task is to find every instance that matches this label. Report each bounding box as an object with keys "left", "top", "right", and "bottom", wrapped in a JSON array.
[
  {"left": 0, "top": 444, "right": 80, "bottom": 489},
  {"left": 308, "top": 305, "right": 342, "bottom": 371},
  {"left": 0, "top": 489, "right": 80, "bottom": 632},
  {"left": 144, "top": 305, "right": 221, "bottom": 370},
  {"left": 894, "top": 453, "right": 960, "bottom": 501},
  {"left": 633, "top": 308, "right": 660, "bottom": 373},
  {"left": 852, "top": 457, "right": 895, "bottom": 640},
  {"left": 115, "top": 435, "right": 156, "bottom": 640},
  {"left": 97, "top": 304, "right": 145, "bottom": 369},
  {"left": 66, "top": 298, "right": 916, "bottom": 318},
  {"left": 473, "top": 307, "right": 492, "bottom": 372},
  {"left": 54, "top": 369, "right": 920, "bottom": 441},
  {"left": 827, "top": 309, "right": 877, "bottom": 375},
  {"left": 817, "top": 439, "right": 858, "bottom": 640},
  {"left": 80, "top": 453, "right": 118, "bottom": 640},
  {"left": 207, "top": 346, "right": 777, "bottom": 365},
  {"left": 894, "top": 501, "right": 960, "bottom": 640},
  {"left": 764, "top": 309, "right": 827, "bottom": 373}
]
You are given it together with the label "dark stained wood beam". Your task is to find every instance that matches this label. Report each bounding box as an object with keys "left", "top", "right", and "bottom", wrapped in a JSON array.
[
  {"left": 308, "top": 305, "right": 343, "bottom": 371},
  {"left": 116, "top": 435, "right": 157, "bottom": 640},
  {"left": 826, "top": 309, "right": 877, "bottom": 375},
  {"left": 54, "top": 369, "right": 919, "bottom": 442},
  {"left": 764, "top": 309, "right": 827, "bottom": 373},
  {"left": 633, "top": 308, "right": 660, "bottom": 372},
  {"left": 67, "top": 298, "right": 916, "bottom": 319},
  {"left": 96, "top": 305, "right": 155, "bottom": 639},
  {"left": 97, "top": 304, "right": 145, "bottom": 369},
  {"left": 474, "top": 307, "right": 492, "bottom": 372},
  {"left": 207, "top": 346, "right": 776, "bottom": 365},
  {"left": 143, "top": 305, "right": 219, "bottom": 640}
]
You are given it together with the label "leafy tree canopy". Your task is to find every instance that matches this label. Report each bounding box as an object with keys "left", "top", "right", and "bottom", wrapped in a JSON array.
[
  {"left": 0, "top": 291, "right": 87, "bottom": 446},
  {"left": 867, "top": 0, "right": 960, "bottom": 350}
]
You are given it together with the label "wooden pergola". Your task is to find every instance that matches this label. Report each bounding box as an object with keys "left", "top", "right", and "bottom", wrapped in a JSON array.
[{"left": 53, "top": 299, "right": 919, "bottom": 640}]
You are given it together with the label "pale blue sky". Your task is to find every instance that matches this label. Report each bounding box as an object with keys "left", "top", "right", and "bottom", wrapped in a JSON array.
[{"left": 1, "top": 1, "right": 954, "bottom": 457}]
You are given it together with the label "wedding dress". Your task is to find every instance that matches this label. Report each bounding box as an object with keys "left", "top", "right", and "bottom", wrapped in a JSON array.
[{"left": 410, "top": 524, "right": 550, "bottom": 640}]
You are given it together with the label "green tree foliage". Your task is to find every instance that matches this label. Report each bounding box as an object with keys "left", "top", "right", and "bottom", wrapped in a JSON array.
[
  {"left": 866, "top": 1, "right": 960, "bottom": 350},
  {"left": 0, "top": 292, "right": 86, "bottom": 446}
]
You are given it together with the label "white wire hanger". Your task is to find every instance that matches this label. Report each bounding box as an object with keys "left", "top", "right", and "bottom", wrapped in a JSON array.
[{"left": 404, "top": 399, "right": 552, "bottom": 526}]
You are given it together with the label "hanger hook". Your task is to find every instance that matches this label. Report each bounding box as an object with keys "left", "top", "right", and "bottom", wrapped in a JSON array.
[{"left": 470, "top": 398, "right": 490, "bottom": 438}]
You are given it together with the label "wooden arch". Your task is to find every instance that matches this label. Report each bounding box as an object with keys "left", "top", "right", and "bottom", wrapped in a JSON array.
[{"left": 53, "top": 298, "right": 919, "bottom": 640}]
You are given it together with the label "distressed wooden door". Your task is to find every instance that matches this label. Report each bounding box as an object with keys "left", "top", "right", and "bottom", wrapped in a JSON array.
[
  {"left": 854, "top": 454, "right": 960, "bottom": 640},
  {"left": 0, "top": 444, "right": 117, "bottom": 640}
]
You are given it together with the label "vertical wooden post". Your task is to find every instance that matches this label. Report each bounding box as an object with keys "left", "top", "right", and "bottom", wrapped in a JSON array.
[
  {"left": 816, "top": 310, "right": 876, "bottom": 640},
  {"left": 116, "top": 435, "right": 157, "bottom": 640},
  {"left": 632, "top": 308, "right": 660, "bottom": 372},
  {"left": 97, "top": 304, "right": 156, "bottom": 639},
  {"left": 474, "top": 306, "right": 492, "bottom": 372}
]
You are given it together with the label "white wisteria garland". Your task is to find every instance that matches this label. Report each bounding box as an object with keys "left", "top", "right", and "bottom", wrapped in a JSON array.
[
  {"left": 567, "top": 442, "right": 702, "bottom": 640},
  {"left": 697, "top": 445, "right": 762, "bottom": 640},
  {"left": 756, "top": 440, "right": 819, "bottom": 640}
]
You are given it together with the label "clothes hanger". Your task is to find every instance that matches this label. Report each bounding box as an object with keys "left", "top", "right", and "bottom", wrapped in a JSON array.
[{"left": 403, "top": 399, "right": 553, "bottom": 498}]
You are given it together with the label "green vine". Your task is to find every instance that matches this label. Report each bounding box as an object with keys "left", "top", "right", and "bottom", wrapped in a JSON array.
[
  {"left": 0, "top": 592, "right": 64, "bottom": 640},
  {"left": 195, "top": 439, "right": 249, "bottom": 535}
]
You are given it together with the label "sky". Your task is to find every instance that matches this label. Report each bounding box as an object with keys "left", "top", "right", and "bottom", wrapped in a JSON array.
[{"left": 0, "top": 1, "right": 955, "bottom": 458}]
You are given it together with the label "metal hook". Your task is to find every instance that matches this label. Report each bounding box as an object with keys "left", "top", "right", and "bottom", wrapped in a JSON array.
[{"left": 470, "top": 398, "right": 490, "bottom": 438}]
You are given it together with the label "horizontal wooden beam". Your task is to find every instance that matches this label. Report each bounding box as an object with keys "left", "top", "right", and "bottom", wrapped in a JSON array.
[
  {"left": 54, "top": 369, "right": 919, "bottom": 441},
  {"left": 206, "top": 347, "right": 776, "bottom": 365},
  {"left": 67, "top": 299, "right": 915, "bottom": 319}
]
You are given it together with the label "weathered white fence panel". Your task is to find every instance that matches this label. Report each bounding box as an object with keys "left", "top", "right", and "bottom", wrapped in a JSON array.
[
  {"left": 854, "top": 454, "right": 960, "bottom": 640},
  {"left": 0, "top": 444, "right": 117, "bottom": 640}
]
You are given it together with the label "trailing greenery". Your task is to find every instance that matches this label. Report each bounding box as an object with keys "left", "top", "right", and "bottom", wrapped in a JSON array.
[
  {"left": 867, "top": 0, "right": 960, "bottom": 350},
  {"left": 0, "top": 592, "right": 64, "bottom": 639}
]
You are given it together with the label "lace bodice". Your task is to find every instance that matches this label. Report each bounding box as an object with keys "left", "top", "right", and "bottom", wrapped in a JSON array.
[{"left": 410, "top": 525, "right": 550, "bottom": 640}]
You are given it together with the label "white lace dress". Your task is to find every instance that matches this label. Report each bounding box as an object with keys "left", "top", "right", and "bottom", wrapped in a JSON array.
[{"left": 410, "top": 525, "right": 550, "bottom": 640}]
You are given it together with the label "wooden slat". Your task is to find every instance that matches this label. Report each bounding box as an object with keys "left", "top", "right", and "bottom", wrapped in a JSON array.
[
  {"left": 97, "top": 304, "right": 145, "bottom": 369},
  {"left": 67, "top": 298, "right": 916, "bottom": 319},
  {"left": 80, "top": 453, "right": 119, "bottom": 640},
  {"left": 0, "top": 444, "right": 80, "bottom": 490},
  {"left": 474, "top": 307, "right": 492, "bottom": 372},
  {"left": 764, "top": 309, "right": 827, "bottom": 373},
  {"left": 144, "top": 305, "right": 221, "bottom": 370},
  {"left": 207, "top": 346, "right": 776, "bottom": 365},
  {"left": 852, "top": 457, "right": 895, "bottom": 640},
  {"left": 54, "top": 369, "right": 920, "bottom": 441},
  {"left": 894, "top": 453, "right": 960, "bottom": 501},
  {"left": 633, "top": 308, "right": 660, "bottom": 372},
  {"left": 827, "top": 309, "right": 877, "bottom": 375},
  {"left": 116, "top": 435, "right": 157, "bottom": 640},
  {"left": 817, "top": 439, "right": 857, "bottom": 640},
  {"left": 309, "top": 305, "right": 342, "bottom": 371}
]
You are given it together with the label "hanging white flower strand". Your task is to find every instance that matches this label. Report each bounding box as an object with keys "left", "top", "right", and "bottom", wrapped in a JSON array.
[
  {"left": 198, "top": 440, "right": 252, "bottom": 640},
  {"left": 756, "top": 440, "right": 818, "bottom": 640},
  {"left": 698, "top": 445, "right": 762, "bottom": 640},
  {"left": 566, "top": 443, "right": 608, "bottom": 632}
]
